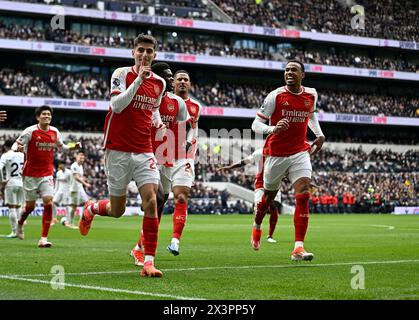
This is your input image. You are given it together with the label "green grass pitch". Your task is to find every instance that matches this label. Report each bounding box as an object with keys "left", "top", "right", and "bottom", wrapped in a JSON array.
[{"left": 0, "top": 214, "right": 418, "bottom": 300}]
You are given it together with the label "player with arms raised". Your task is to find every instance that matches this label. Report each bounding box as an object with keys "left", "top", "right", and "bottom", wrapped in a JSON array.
[
  {"left": 13, "top": 105, "right": 81, "bottom": 247},
  {"left": 251, "top": 60, "right": 325, "bottom": 261},
  {"left": 78, "top": 34, "right": 166, "bottom": 278}
]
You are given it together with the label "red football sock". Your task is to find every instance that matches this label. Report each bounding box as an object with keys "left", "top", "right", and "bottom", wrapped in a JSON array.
[
  {"left": 268, "top": 204, "right": 279, "bottom": 237},
  {"left": 90, "top": 200, "right": 109, "bottom": 216},
  {"left": 294, "top": 193, "right": 310, "bottom": 242},
  {"left": 172, "top": 201, "right": 187, "bottom": 240},
  {"left": 41, "top": 204, "right": 53, "bottom": 237},
  {"left": 18, "top": 204, "right": 33, "bottom": 225},
  {"left": 142, "top": 216, "right": 159, "bottom": 256},
  {"left": 255, "top": 194, "right": 269, "bottom": 225}
]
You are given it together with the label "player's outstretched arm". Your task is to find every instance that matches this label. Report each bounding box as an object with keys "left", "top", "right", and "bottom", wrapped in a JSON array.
[{"left": 216, "top": 159, "right": 250, "bottom": 172}]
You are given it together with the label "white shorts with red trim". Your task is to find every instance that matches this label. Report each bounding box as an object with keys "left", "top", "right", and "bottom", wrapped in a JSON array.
[
  {"left": 263, "top": 151, "right": 312, "bottom": 191},
  {"left": 23, "top": 176, "right": 55, "bottom": 201},
  {"left": 105, "top": 150, "right": 160, "bottom": 197},
  {"left": 158, "top": 159, "right": 194, "bottom": 194}
]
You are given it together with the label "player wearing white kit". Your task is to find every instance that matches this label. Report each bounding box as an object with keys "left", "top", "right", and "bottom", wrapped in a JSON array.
[
  {"left": 0, "top": 140, "right": 24, "bottom": 238},
  {"left": 130, "top": 63, "right": 193, "bottom": 265},
  {"left": 52, "top": 162, "right": 72, "bottom": 226},
  {"left": 68, "top": 151, "right": 90, "bottom": 228},
  {"left": 13, "top": 105, "right": 81, "bottom": 247},
  {"left": 251, "top": 60, "right": 325, "bottom": 261},
  {"left": 217, "top": 148, "right": 281, "bottom": 243},
  {"left": 78, "top": 34, "right": 166, "bottom": 278}
]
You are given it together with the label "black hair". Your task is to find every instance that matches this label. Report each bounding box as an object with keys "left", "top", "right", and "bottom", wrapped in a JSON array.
[
  {"left": 174, "top": 70, "right": 190, "bottom": 78},
  {"left": 133, "top": 33, "right": 157, "bottom": 49},
  {"left": 151, "top": 62, "right": 171, "bottom": 77},
  {"left": 35, "top": 105, "right": 53, "bottom": 117},
  {"left": 286, "top": 60, "right": 305, "bottom": 72}
]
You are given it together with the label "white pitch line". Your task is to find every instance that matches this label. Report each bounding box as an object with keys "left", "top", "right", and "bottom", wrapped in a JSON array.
[
  {"left": 0, "top": 274, "right": 204, "bottom": 300},
  {"left": 3, "top": 259, "right": 419, "bottom": 278},
  {"left": 370, "top": 224, "right": 395, "bottom": 230}
]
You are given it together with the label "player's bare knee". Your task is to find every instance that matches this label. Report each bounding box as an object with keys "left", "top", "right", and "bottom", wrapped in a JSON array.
[{"left": 175, "top": 192, "right": 188, "bottom": 204}]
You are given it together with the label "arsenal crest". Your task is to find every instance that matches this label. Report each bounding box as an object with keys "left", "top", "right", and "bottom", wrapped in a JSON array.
[
  {"left": 189, "top": 105, "right": 196, "bottom": 115},
  {"left": 154, "top": 85, "right": 160, "bottom": 95},
  {"left": 304, "top": 100, "right": 311, "bottom": 108},
  {"left": 167, "top": 104, "right": 175, "bottom": 112}
]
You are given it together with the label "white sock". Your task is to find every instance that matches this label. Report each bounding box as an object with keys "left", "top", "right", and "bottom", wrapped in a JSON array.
[
  {"left": 294, "top": 241, "right": 304, "bottom": 249},
  {"left": 9, "top": 208, "right": 17, "bottom": 234},
  {"left": 144, "top": 255, "right": 154, "bottom": 264},
  {"left": 171, "top": 238, "right": 179, "bottom": 245},
  {"left": 41, "top": 237, "right": 48, "bottom": 242},
  {"left": 134, "top": 244, "right": 141, "bottom": 251}
]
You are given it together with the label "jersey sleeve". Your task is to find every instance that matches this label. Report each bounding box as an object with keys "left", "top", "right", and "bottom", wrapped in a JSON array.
[
  {"left": 55, "top": 128, "right": 64, "bottom": 148},
  {"left": 16, "top": 127, "right": 33, "bottom": 147},
  {"left": 154, "top": 79, "right": 166, "bottom": 109},
  {"left": 0, "top": 154, "right": 6, "bottom": 179},
  {"left": 311, "top": 88, "right": 318, "bottom": 112},
  {"left": 176, "top": 98, "right": 190, "bottom": 122},
  {"left": 110, "top": 68, "right": 127, "bottom": 96},
  {"left": 256, "top": 91, "right": 276, "bottom": 121},
  {"left": 70, "top": 163, "right": 79, "bottom": 176}
]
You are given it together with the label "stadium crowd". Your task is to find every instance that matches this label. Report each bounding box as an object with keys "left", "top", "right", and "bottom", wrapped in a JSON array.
[
  {"left": 191, "top": 82, "right": 419, "bottom": 118},
  {"left": 213, "top": 0, "right": 418, "bottom": 42},
  {"left": 1, "top": 68, "right": 418, "bottom": 119},
  {"left": 0, "top": 22, "right": 417, "bottom": 73},
  {"left": 11, "top": 0, "right": 417, "bottom": 42}
]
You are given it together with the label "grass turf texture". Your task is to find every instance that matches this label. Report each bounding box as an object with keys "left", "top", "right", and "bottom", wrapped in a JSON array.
[{"left": 0, "top": 214, "right": 418, "bottom": 300}]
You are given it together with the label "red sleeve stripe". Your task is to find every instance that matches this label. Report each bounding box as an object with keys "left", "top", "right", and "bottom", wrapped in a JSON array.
[
  {"left": 257, "top": 112, "right": 269, "bottom": 121},
  {"left": 110, "top": 90, "right": 121, "bottom": 96}
]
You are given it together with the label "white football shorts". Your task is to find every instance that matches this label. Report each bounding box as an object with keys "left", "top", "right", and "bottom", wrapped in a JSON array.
[
  {"left": 263, "top": 151, "right": 312, "bottom": 191},
  {"left": 105, "top": 150, "right": 160, "bottom": 197}
]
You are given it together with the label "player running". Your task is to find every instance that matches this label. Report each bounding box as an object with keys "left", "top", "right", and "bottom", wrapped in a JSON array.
[
  {"left": 0, "top": 139, "right": 24, "bottom": 238},
  {"left": 251, "top": 60, "right": 325, "bottom": 261},
  {"left": 130, "top": 63, "right": 194, "bottom": 265},
  {"left": 51, "top": 162, "right": 72, "bottom": 226},
  {"left": 78, "top": 34, "right": 166, "bottom": 277},
  {"left": 13, "top": 105, "right": 81, "bottom": 247},
  {"left": 217, "top": 148, "right": 280, "bottom": 243}
]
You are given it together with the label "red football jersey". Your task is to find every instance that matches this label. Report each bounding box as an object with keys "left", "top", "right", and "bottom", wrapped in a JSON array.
[
  {"left": 16, "top": 124, "right": 64, "bottom": 177},
  {"left": 175, "top": 97, "right": 202, "bottom": 160},
  {"left": 103, "top": 66, "right": 166, "bottom": 154},
  {"left": 151, "top": 92, "right": 189, "bottom": 166},
  {"left": 256, "top": 86, "right": 317, "bottom": 157}
]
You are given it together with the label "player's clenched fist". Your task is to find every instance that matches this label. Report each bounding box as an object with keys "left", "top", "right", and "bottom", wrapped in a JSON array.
[
  {"left": 273, "top": 118, "right": 289, "bottom": 134},
  {"left": 138, "top": 65, "right": 151, "bottom": 80}
]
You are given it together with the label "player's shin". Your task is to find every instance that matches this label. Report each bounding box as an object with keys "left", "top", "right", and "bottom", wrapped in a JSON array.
[
  {"left": 173, "top": 201, "right": 187, "bottom": 240},
  {"left": 254, "top": 194, "right": 269, "bottom": 227},
  {"left": 9, "top": 208, "right": 17, "bottom": 234},
  {"left": 268, "top": 204, "right": 279, "bottom": 237},
  {"left": 142, "top": 216, "right": 159, "bottom": 264},
  {"left": 41, "top": 203, "right": 53, "bottom": 237},
  {"left": 294, "top": 193, "right": 310, "bottom": 246},
  {"left": 18, "top": 204, "right": 33, "bottom": 225}
]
